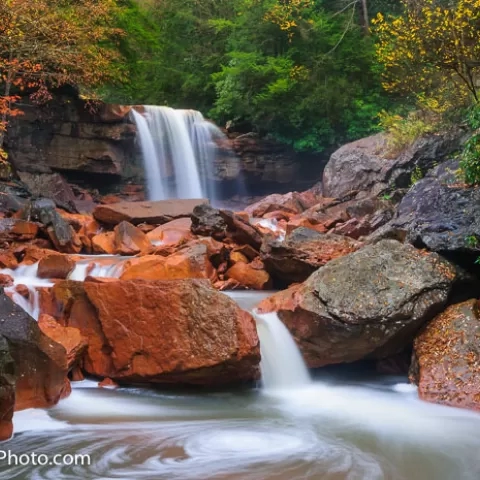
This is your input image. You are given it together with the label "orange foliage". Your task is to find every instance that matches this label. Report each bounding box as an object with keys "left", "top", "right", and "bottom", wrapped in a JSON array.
[{"left": 0, "top": 0, "right": 124, "bottom": 150}]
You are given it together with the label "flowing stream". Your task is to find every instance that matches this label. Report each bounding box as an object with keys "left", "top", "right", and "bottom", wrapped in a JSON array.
[{"left": 2, "top": 273, "right": 480, "bottom": 479}]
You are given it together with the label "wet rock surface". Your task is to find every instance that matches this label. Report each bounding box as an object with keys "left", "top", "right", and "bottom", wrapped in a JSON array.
[
  {"left": 258, "top": 240, "right": 457, "bottom": 368},
  {"left": 411, "top": 299, "right": 480, "bottom": 411},
  {"left": 0, "top": 290, "right": 70, "bottom": 411},
  {"left": 260, "top": 227, "right": 361, "bottom": 284},
  {"left": 46, "top": 279, "right": 260, "bottom": 386}
]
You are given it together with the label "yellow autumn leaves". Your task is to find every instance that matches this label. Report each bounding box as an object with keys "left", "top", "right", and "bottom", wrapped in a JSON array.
[
  {"left": 264, "top": 0, "right": 312, "bottom": 40},
  {"left": 373, "top": 0, "right": 480, "bottom": 110}
]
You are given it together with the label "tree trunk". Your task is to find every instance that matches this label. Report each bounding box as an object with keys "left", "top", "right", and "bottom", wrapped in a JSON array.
[{"left": 360, "top": 0, "right": 370, "bottom": 35}]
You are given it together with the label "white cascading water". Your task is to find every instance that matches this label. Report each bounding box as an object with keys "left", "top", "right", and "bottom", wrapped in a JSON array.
[
  {"left": 132, "top": 106, "right": 228, "bottom": 201},
  {"left": 2, "top": 257, "right": 127, "bottom": 320},
  {"left": 254, "top": 311, "right": 311, "bottom": 390}
]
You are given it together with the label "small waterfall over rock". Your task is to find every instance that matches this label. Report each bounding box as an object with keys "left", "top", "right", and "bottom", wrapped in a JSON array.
[
  {"left": 254, "top": 311, "right": 311, "bottom": 390},
  {"left": 132, "top": 106, "right": 233, "bottom": 202}
]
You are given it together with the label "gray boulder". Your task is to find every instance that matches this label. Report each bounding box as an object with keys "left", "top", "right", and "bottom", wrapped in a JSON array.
[
  {"left": 322, "top": 130, "right": 463, "bottom": 198},
  {"left": 258, "top": 240, "right": 457, "bottom": 367},
  {"left": 386, "top": 160, "right": 480, "bottom": 256}
]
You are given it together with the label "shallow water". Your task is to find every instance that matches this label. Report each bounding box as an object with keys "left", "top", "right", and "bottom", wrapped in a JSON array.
[
  {"left": 3, "top": 283, "right": 479, "bottom": 479},
  {"left": 4, "top": 378, "right": 480, "bottom": 480}
]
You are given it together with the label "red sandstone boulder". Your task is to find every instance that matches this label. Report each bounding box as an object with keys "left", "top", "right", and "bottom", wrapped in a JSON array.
[
  {"left": 15, "top": 284, "right": 30, "bottom": 298},
  {"left": 147, "top": 217, "right": 193, "bottom": 246},
  {"left": 92, "top": 231, "right": 115, "bottom": 254},
  {"left": 0, "top": 252, "right": 18, "bottom": 269},
  {"left": 93, "top": 199, "right": 208, "bottom": 226},
  {"left": 46, "top": 279, "right": 260, "bottom": 385},
  {"left": 0, "top": 219, "right": 39, "bottom": 242},
  {"left": 120, "top": 243, "right": 215, "bottom": 281},
  {"left": 57, "top": 211, "right": 100, "bottom": 252},
  {"left": 0, "top": 274, "right": 13, "bottom": 287},
  {"left": 98, "top": 377, "right": 118, "bottom": 388},
  {"left": 114, "top": 221, "right": 151, "bottom": 255},
  {"left": 38, "top": 254, "right": 75, "bottom": 279},
  {"left": 226, "top": 262, "right": 271, "bottom": 290},
  {"left": 17, "top": 246, "right": 59, "bottom": 265},
  {"left": 0, "top": 292, "right": 70, "bottom": 410},
  {"left": 38, "top": 314, "right": 87, "bottom": 370},
  {"left": 410, "top": 300, "right": 480, "bottom": 411}
]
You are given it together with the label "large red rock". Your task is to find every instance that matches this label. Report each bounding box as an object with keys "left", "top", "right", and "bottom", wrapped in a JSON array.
[
  {"left": 113, "top": 221, "right": 151, "bottom": 255},
  {"left": 410, "top": 300, "right": 480, "bottom": 411},
  {"left": 226, "top": 262, "right": 271, "bottom": 290},
  {"left": 93, "top": 199, "right": 208, "bottom": 226},
  {"left": 260, "top": 227, "right": 361, "bottom": 284},
  {"left": 120, "top": 243, "right": 215, "bottom": 281},
  {"left": 47, "top": 279, "right": 260, "bottom": 385},
  {"left": 38, "top": 254, "right": 75, "bottom": 279},
  {"left": 92, "top": 231, "right": 115, "bottom": 254},
  {"left": 258, "top": 240, "right": 456, "bottom": 368},
  {"left": 147, "top": 217, "right": 193, "bottom": 246},
  {"left": 38, "top": 314, "right": 88, "bottom": 370},
  {"left": 0, "top": 251, "right": 18, "bottom": 269},
  {"left": 57, "top": 211, "right": 100, "bottom": 252},
  {"left": 0, "top": 292, "right": 70, "bottom": 410},
  {"left": 0, "top": 219, "right": 39, "bottom": 242}
]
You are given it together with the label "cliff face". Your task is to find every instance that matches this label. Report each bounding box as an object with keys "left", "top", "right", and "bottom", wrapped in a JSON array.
[
  {"left": 4, "top": 93, "right": 326, "bottom": 195},
  {"left": 5, "top": 93, "right": 141, "bottom": 181}
]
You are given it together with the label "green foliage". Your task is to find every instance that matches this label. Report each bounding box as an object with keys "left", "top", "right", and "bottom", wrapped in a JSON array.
[
  {"left": 378, "top": 110, "right": 436, "bottom": 156},
  {"left": 410, "top": 166, "right": 424, "bottom": 186},
  {"left": 466, "top": 235, "right": 479, "bottom": 248},
  {"left": 460, "top": 104, "right": 480, "bottom": 185},
  {"left": 104, "top": 0, "right": 394, "bottom": 152}
]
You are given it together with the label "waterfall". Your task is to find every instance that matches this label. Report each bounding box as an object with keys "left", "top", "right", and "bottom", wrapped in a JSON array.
[
  {"left": 254, "top": 311, "right": 311, "bottom": 390},
  {"left": 132, "top": 106, "right": 231, "bottom": 202}
]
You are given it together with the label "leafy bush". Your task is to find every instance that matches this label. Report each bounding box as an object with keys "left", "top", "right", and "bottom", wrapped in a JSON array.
[
  {"left": 460, "top": 104, "right": 480, "bottom": 185},
  {"left": 378, "top": 110, "right": 436, "bottom": 156}
]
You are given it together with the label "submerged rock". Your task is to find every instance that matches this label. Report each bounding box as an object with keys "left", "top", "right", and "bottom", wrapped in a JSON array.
[
  {"left": 0, "top": 290, "right": 70, "bottom": 410},
  {"left": 411, "top": 300, "right": 480, "bottom": 411},
  {"left": 46, "top": 279, "right": 260, "bottom": 386},
  {"left": 258, "top": 240, "right": 456, "bottom": 368},
  {"left": 260, "top": 227, "right": 360, "bottom": 284}
]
